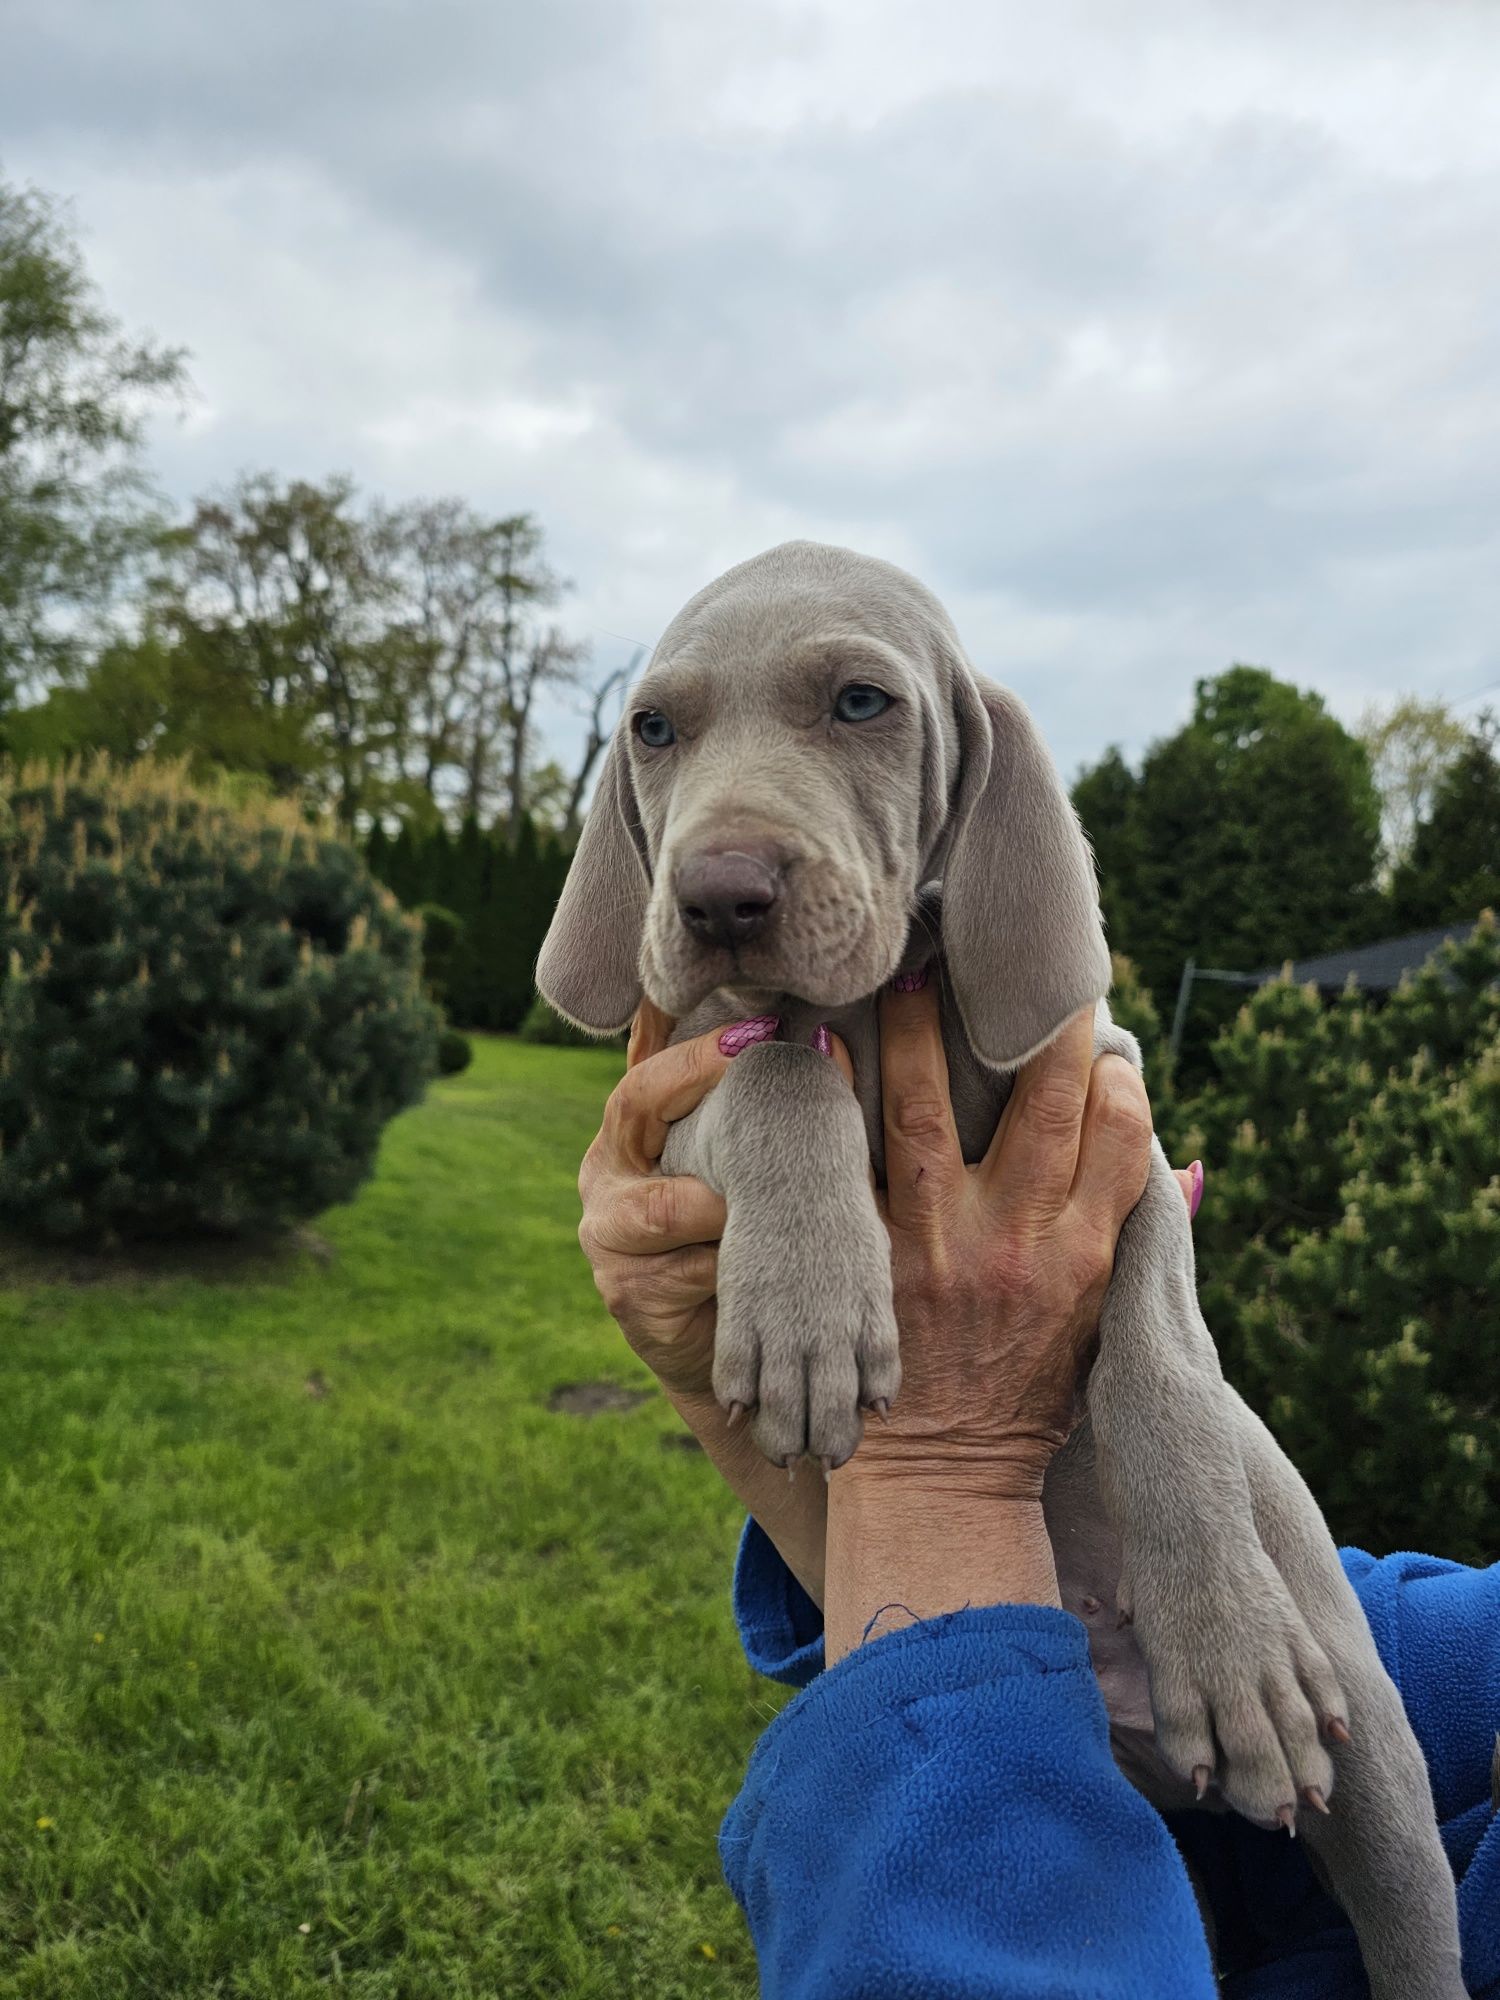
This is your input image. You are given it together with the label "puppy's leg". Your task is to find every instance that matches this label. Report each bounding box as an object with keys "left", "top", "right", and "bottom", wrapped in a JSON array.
[
  {"left": 662, "top": 1041, "right": 899, "bottom": 1467},
  {"left": 1090, "top": 1149, "right": 1355, "bottom": 1826},
  {"left": 1231, "top": 1394, "right": 1466, "bottom": 2000}
]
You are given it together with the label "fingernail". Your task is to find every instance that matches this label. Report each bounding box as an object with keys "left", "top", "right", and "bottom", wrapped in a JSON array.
[
  {"left": 890, "top": 966, "right": 928, "bottom": 993},
  {"left": 811, "top": 1023, "right": 832, "bottom": 1057},
  {"left": 1193, "top": 1765, "right": 1212, "bottom": 1800},
  {"left": 719, "top": 1015, "right": 779, "bottom": 1056},
  {"left": 1188, "top": 1159, "right": 1204, "bottom": 1219}
]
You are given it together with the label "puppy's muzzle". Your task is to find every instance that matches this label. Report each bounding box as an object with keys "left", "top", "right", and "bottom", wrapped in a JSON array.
[{"left": 676, "top": 845, "right": 783, "bottom": 952}]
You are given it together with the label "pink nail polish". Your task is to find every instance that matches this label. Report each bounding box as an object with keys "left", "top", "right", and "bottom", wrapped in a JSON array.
[
  {"left": 718, "top": 1015, "right": 780, "bottom": 1056},
  {"left": 890, "top": 966, "right": 928, "bottom": 993},
  {"left": 811, "top": 1023, "right": 832, "bottom": 1057},
  {"left": 1188, "top": 1159, "right": 1204, "bottom": 1220}
]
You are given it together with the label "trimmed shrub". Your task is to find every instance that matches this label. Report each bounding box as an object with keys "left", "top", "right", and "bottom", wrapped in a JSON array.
[
  {"left": 518, "top": 994, "right": 617, "bottom": 1048},
  {"left": 0, "top": 758, "right": 439, "bottom": 1244},
  {"left": 437, "top": 1027, "right": 474, "bottom": 1076},
  {"left": 1153, "top": 914, "right": 1500, "bottom": 1563}
]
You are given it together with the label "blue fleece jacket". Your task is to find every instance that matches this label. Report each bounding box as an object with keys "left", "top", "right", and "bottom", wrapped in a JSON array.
[{"left": 722, "top": 1523, "right": 1500, "bottom": 1997}]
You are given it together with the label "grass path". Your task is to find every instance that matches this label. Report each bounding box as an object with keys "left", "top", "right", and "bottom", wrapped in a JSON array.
[{"left": 0, "top": 1038, "right": 779, "bottom": 1997}]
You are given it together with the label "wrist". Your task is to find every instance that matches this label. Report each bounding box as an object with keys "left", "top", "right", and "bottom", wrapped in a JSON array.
[
  {"left": 845, "top": 1430, "right": 1060, "bottom": 1505},
  {"left": 824, "top": 1466, "right": 1058, "bottom": 1663}
]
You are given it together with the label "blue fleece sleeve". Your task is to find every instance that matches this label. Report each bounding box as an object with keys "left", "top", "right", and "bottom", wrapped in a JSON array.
[
  {"left": 721, "top": 1598, "right": 1217, "bottom": 1998},
  {"left": 732, "top": 1516, "right": 826, "bottom": 1686},
  {"left": 730, "top": 1525, "right": 1500, "bottom": 1997}
]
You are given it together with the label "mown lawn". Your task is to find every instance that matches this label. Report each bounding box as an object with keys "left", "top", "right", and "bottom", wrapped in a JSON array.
[{"left": 0, "top": 1037, "right": 781, "bottom": 1998}]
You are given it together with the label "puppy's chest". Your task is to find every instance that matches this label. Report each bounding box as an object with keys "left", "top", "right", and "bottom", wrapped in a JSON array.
[{"left": 672, "top": 977, "right": 1010, "bottom": 1179}]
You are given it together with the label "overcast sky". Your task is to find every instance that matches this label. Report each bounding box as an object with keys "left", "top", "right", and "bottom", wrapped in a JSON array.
[{"left": 5, "top": 0, "right": 1499, "bottom": 781}]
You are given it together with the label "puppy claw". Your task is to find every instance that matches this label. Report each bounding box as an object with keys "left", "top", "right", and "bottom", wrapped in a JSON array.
[
  {"left": 1302, "top": 1786, "right": 1330, "bottom": 1816},
  {"left": 1277, "top": 1804, "right": 1297, "bottom": 1837},
  {"left": 1192, "top": 1765, "right": 1212, "bottom": 1801},
  {"left": 786, "top": 1460, "right": 797, "bottom": 1486},
  {"left": 868, "top": 1398, "right": 890, "bottom": 1424},
  {"left": 1324, "top": 1716, "right": 1352, "bottom": 1746},
  {"left": 821, "top": 1456, "right": 835, "bottom": 1483},
  {"left": 725, "top": 1401, "right": 748, "bottom": 1431}
]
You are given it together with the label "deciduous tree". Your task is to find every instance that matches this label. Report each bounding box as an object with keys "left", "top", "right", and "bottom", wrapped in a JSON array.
[{"left": 0, "top": 177, "right": 184, "bottom": 715}]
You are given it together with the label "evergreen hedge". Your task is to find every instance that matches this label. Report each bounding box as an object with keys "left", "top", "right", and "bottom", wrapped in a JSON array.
[
  {"left": 0, "top": 759, "right": 439, "bottom": 1244},
  {"left": 1132, "top": 918, "right": 1499, "bottom": 1564},
  {"left": 366, "top": 816, "right": 570, "bottom": 1033}
]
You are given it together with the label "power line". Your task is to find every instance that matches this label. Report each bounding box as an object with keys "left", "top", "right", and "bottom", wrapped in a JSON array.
[{"left": 1451, "top": 673, "right": 1500, "bottom": 712}]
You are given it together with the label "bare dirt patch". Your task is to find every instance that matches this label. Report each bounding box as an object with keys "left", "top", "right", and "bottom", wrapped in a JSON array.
[{"left": 547, "top": 1381, "right": 652, "bottom": 1417}]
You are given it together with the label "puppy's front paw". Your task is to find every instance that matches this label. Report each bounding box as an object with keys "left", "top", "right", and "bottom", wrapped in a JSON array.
[
  {"left": 712, "top": 1203, "right": 901, "bottom": 1469},
  {"left": 1127, "top": 1549, "right": 1349, "bottom": 1830}
]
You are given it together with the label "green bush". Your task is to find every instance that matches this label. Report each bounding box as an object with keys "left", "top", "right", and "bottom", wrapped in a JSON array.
[
  {"left": 1152, "top": 913, "right": 1499, "bottom": 1563},
  {"left": 0, "top": 758, "right": 440, "bottom": 1244},
  {"left": 519, "top": 993, "right": 613, "bottom": 1048},
  {"left": 414, "top": 901, "right": 464, "bottom": 1008},
  {"left": 437, "top": 1026, "right": 474, "bottom": 1075}
]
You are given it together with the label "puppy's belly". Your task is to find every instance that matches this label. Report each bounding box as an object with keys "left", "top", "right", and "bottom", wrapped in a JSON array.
[{"left": 1045, "top": 1427, "right": 1212, "bottom": 1815}]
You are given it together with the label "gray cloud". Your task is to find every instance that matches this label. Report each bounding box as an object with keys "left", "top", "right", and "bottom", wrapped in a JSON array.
[{"left": 4, "top": 0, "right": 1498, "bottom": 776}]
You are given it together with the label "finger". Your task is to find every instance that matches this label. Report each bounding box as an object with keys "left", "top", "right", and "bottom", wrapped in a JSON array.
[
  {"left": 877, "top": 975, "right": 964, "bottom": 1228},
  {"left": 1070, "top": 1056, "right": 1154, "bottom": 1234},
  {"left": 603, "top": 1027, "right": 738, "bottom": 1172},
  {"left": 581, "top": 1172, "right": 727, "bottom": 1258},
  {"left": 1175, "top": 1160, "right": 1204, "bottom": 1220},
  {"left": 822, "top": 1036, "right": 872, "bottom": 1192},
  {"left": 981, "top": 1007, "right": 1093, "bottom": 1217},
  {"left": 591, "top": 1244, "right": 718, "bottom": 1330},
  {"left": 825, "top": 1031, "right": 855, "bottom": 1092},
  {"left": 627, "top": 998, "right": 676, "bottom": 1069}
]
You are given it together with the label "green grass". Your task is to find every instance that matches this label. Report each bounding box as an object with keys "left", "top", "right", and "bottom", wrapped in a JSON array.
[{"left": 0, "top": 1038, "right": 783, "bottom": 1998}]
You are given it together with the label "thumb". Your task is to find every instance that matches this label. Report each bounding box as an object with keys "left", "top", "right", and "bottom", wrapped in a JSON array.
[{"left": 627, "top": 998, "right": 677, "bottom": 1068}]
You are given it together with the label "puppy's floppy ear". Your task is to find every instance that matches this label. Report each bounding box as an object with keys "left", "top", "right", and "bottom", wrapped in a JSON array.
[
  {"left": 942, "top": 673, "right": 1111, "bottom": 1069},
  {"left": 535, "top": 729, "right": 649, "bottom": 1033}
]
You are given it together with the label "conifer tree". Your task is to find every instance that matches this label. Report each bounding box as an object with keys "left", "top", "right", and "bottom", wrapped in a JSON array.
[{"left": 0, "top": 757, "right": 438, "bottom": 1244}]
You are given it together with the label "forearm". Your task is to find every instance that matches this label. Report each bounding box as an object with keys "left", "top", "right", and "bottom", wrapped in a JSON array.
[
  {"left": 669, "top": 1387, "right": 827, "bottom": 1605},
  {"left": 825, "top": 1465, "right": 1060, "bottom": 1664}
]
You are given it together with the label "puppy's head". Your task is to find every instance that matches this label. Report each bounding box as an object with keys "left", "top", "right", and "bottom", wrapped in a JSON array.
[{"left": 538, "top": 542, "right": 1110, "bottom": 1068}]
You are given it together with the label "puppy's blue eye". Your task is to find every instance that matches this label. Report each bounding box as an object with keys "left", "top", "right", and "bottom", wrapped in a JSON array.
[
  {"left": 834, "top": 684, "right": 892, "bottom": 723},
  {"left": 636, "top": 711, "right": 676, "bottom": 748}
]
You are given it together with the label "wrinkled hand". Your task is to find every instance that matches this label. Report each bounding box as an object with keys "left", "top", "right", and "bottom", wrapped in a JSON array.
[
  {"left": 576, "top": 1002, "right": 854, "bottom": 1603},
  {"left": 576, "top": 1001, "right": 730, "bottom": 1399},
  {"left": 575, "top": 986, "right": 1200, "bottom": 1610},
  {"left": 857, "top": 980, "right": 1165, "bottom": 1499}
]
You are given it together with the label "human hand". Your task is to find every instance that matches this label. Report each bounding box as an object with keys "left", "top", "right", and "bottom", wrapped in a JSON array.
[
  {"left": 577, "top": 1002, "right": 852, "bottom": 1603},
  {"left": 579, "top": 1002, "right": 857, "bottom": 1398},
  {"left": 823, "top": 974, "right": 1197, "bottom": 1658},
  {"left": 858, "top": 978, "right": 1158, "bottom": 1501},
  {"left": 577, "top": 1000, "right": 732, "bottom": 1400}
]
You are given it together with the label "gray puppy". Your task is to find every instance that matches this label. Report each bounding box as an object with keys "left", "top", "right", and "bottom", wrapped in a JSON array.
[{"left": 538, "top": 541, "right": 1465, "bottom": 1996}]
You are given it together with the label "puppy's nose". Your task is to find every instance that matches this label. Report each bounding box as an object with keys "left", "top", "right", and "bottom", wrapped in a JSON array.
[{"left": 676, "top": 848, "right": 782, "bottom": 951}]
